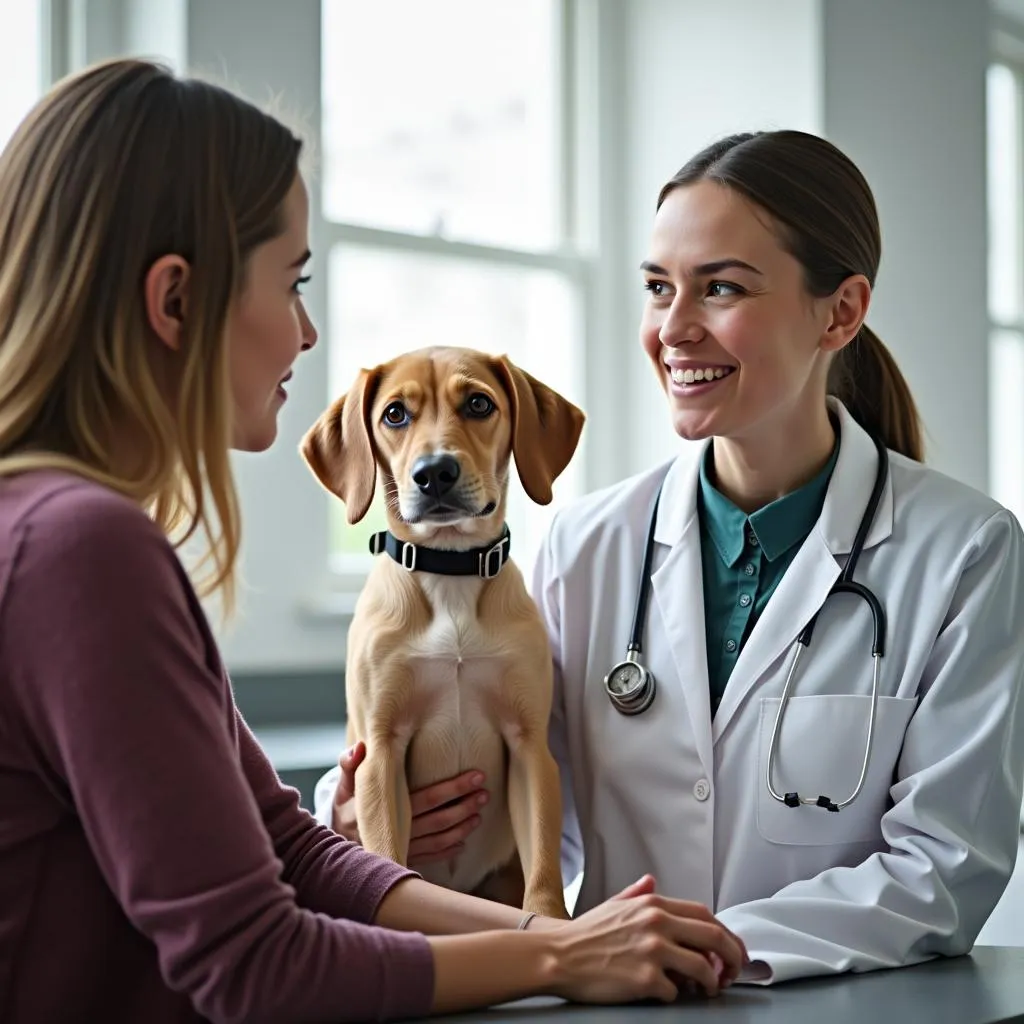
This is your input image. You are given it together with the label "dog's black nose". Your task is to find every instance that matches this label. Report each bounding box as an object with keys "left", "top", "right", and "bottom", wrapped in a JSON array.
[{"left": 412, "top": 454, "right": 461, "bottom": 498}]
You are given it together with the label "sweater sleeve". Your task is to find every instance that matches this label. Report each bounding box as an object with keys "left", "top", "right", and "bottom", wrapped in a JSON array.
[
  {"left": 236, "top": 707, "right": 420, "bottom": 925},
  {"left": 3, "top": 483, "right": 435, "bottom": 1024}
]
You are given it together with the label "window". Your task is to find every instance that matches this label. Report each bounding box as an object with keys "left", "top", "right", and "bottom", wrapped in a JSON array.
[
  {"left": 319, "top": 0, "right": 587, "bottom": 584},
  {"left": 0, "top": 1, "right": 45, "bottom": 152},
  {"left": 988, "top": 60, "right": 1024, "bottom": 830},
  {"left": 987, "top": 62, "right": 1024, "bottom": 524}
]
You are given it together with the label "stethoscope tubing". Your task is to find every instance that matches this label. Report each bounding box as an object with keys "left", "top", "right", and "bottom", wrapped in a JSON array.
[{"left": 605, "top": 432, "right": 890, "bottom": 813}]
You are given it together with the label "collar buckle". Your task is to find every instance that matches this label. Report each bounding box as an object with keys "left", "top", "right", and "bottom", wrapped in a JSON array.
[
  {"left": 400, "top": 541, "right": 418, "bottom": 572},
  {"left": 478, "top": 535, "right": 510, "bottom": 579}
]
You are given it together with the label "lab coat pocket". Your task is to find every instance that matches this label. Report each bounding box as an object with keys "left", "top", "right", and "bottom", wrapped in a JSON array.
[{"left": 756, "top": 694, "right": 917, "bottom": 846}]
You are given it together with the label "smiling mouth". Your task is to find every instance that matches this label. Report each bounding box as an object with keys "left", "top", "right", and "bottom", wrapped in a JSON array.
[{"left": 668, "top": 366, "right": 735, "bottom": 385}]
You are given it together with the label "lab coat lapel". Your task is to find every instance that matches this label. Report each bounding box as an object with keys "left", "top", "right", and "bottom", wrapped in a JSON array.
[
  {"left": 711, "top": 401, "right": 893, "bottom": 741},
  {"left": 650, "top": 452, "right": 715, "bottom": 778}
]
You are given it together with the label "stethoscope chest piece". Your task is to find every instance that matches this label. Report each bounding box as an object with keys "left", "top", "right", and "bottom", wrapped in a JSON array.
[
  {"left": 603, "top": 483, "right": 664, "bottom": 716},
  {"left": 604, "top": 650, "right": 656, "bottom": 715}
]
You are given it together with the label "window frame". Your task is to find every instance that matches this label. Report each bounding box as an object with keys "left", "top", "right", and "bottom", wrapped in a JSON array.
[
  {"left": 988, "top": 20, "right": 1024, "bottom": 527},
  {"left": 311, "top": 0, "right": 614, "bottom": 597},
  {"left": 0, "top": 0, "right": 55, "bottom": 139},
  {"left": 988, "top": 26, "right": 1024, "bottom": 830},
  {"left": 21, "top": 0, "right": 633, "bottom": 671}
]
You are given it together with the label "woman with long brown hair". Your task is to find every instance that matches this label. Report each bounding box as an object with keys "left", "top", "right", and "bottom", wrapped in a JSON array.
[{"left": 0, "top": 59, "right": 746, "bottom": 1023}]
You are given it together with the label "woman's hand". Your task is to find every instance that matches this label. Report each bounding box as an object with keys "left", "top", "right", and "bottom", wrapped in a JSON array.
[
  {"left": 547, "top": 878, "right": 748, "bottom": 1003},
  {"left": 330, "top": 741, "right": 487, "bottom": 866},
  {"left": 428, "top": 875, "right": 748, "bottom": 1015}
]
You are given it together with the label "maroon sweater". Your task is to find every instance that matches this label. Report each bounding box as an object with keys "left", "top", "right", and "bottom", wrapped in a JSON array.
[{"left": 0, "top": 471, "right": 435, "bottom": 1023}]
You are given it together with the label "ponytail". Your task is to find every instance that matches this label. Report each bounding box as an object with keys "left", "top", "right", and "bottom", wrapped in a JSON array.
[{"left": 828, "top": 325, "right": 924, "bottom": 462}]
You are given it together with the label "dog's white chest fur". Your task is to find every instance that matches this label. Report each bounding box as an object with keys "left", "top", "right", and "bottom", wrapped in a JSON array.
[
  {"left": 391, "top": 572, "right": 524, "bottom": 892},
  {"left": 407, "top": 574, "right": 510, "bottom": 694},
  {"left": 409, "top": 577, "right": 501, "bottom": 663}
]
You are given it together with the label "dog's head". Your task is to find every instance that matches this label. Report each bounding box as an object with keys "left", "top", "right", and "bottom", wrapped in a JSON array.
[{"left": 300, "top": 346, "right": 585, "bottom": 545}]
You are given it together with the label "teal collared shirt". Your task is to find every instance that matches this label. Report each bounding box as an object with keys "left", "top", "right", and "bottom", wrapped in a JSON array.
[{"left": 697, "top": 437, "right": 840, "bottom": 716}]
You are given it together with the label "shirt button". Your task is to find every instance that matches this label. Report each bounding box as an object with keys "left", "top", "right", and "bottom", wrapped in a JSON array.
[
  {"left": 748, "top": 531, "right": 759, "bottom": 546},
  {"left": 725, "top": 638, "right": 737, "bottom": 652},
  {"left": 693, "top": 778, "right": 711, "bottom": 801},
  {"left": 739, "top": 593, "right": 752, "bottom": 607},
  {"left": 744, "top": 563, "right": 755, "bottom": 576}
]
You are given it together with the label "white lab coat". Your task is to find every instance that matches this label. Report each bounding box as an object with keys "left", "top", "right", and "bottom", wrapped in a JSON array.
[{"left": 313, "top": 399, "right": 1024, "bottom": 984}]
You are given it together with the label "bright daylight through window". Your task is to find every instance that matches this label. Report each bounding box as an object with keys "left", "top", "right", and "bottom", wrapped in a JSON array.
[
  {"left": 320, "top": 0, "right": 584, "bottom": 581},
  {"left": 986, "top": 63, "right": 1024, "bottom": 526},
  {"left": 0, "top": 2, "right": 44, "bottom": 153}
]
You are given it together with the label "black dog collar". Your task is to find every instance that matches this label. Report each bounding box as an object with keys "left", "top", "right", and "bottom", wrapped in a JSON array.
[{"left": 368, "top": 525, "right": 511, "bottom": 579}]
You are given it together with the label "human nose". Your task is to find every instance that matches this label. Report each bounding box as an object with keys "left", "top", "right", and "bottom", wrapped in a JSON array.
[
  {"left": 299, "top": 300, "right": 318, "bottom": 350},
  {"left": 658, "top": 294, "right": 704, "bottom": 349}
]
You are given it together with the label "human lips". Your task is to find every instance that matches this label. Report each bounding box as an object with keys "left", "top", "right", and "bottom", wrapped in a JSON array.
[
  {"left": 663, "top": 359, "right": 736, "bottom": 397},
  {"left": 664, "top": 361, "right": 736, "bottom": 385}
]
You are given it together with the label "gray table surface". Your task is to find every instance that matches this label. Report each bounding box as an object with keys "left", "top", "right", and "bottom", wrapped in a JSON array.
[{"left": 427, "top": 945, "right": 1024, "bottom": 1024}]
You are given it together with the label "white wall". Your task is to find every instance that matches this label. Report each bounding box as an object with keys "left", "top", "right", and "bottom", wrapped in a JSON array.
[
  {"left": 123, "top": 0, "right": 185, "bottom": 71},
  {"left": 623, "top": 0, "right": 824, "bottom": 474},
  {"left": 822, "top": 0, "right": 989, "bottom": 491}
]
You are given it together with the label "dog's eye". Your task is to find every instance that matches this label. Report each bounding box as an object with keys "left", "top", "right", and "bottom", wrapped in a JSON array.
[
  {"left": 464, "top": 393, "right": 495, "bottom": 419},
  {"left": 382, "top": 401, "right": 410, "bottom": 427}
]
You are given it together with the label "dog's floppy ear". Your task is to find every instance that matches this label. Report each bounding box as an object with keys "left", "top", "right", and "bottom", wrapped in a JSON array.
[
  {"left": 300, "top": 368, "right": 381, "bottom": 524},
  {"left": 491, "top": 355, "right": 585, "bottom": 505}
]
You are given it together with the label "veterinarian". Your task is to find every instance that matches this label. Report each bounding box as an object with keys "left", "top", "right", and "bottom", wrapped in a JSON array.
[
  {"left": 0, "top": 60, "right": 749, "bottom": 1023},
  {"left": 320, "top": 129, "right": 1024, "bottom": 986}
]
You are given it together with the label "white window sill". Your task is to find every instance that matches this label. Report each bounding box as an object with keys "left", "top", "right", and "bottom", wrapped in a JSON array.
[
  {"left": 296, "top": 588, "right": 361, "bottom": 624},
  {"left": 254, "top": 722, "right": 347, "bottom": 772},
  {"left": 295, "top": 566, "right": 371, "bottom": 624}
]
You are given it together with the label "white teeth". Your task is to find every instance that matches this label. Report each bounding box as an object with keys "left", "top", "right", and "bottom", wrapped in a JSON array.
[{"left": 670, "top": 367, "right": 731, "bottom": 385}]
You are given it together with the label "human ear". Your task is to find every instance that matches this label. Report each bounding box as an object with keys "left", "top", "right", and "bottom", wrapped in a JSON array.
[
  {"left": 144, "top": 255, "right": 191, "bottom": 351},
  {"left": 819, "top": 274, "right": 871, "bottom": 354}
]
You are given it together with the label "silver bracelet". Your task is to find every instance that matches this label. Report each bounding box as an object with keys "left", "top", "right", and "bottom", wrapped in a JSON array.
[{"left": 517, "top": 911, "right": 537, "bottom": 931}]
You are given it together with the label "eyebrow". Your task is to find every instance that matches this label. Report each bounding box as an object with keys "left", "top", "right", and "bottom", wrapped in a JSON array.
[
  {"left": 289, "top": 249, "right": 312, "bottom": 269},
  {"left": 640, "top": 258, "right": 763, "bottom": 277}
]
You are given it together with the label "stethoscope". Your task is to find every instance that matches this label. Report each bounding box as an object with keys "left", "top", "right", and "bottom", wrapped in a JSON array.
[{"left": 603, "top": 433, "right": 889, "bottom": 812}]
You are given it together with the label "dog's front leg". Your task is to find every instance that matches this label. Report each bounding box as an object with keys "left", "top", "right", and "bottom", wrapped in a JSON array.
[
  {"left": 347, "top": 640, "right": 416, "bottom": 866},
  {"left": 355, "top": 734, "right": 413, "bottom": 865},
  {"left": 499, "top": 673, "right": 568, "bottom": 919},
  {"left": 505, "top": 736, "right": 567, "bottom": 918}
]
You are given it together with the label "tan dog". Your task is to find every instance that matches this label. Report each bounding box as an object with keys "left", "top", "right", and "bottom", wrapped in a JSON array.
[{"left": 301, "top": 346, "right": 584, "bottom": 919}]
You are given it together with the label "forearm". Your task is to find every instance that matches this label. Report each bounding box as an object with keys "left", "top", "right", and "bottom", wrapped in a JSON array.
[
  {"left": 241, "top": 719, "right": 417, "bottom": 924},
  {"left": 377, "top": 877, "right": 569, "bottom": 1015},
  {"left": 717, "top": 841, "right": 997, "bottom": 985},
  {"left": 374, "top": 876, "right": 559, "bottom": 935},
  {"left": 718, "top": 885, "right": 936, "bottom": 985},
  {"left": 427, "top": 929, "right": 559, "bottom": 1014}
]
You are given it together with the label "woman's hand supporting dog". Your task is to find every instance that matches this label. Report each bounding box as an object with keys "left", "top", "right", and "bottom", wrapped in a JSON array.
[{"left": 333, "top": 741, "right": 487, "bottom": 866}]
